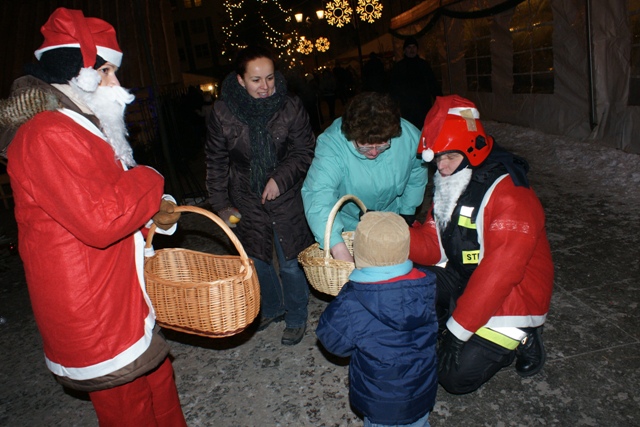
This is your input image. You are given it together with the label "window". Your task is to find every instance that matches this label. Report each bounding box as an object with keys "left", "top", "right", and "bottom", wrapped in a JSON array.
[
  {"left": 191, "top": 18, "right": 205, "bottom": 34},
  {"left": 511, "top": 0, "right": 554, "bottom": 94},
  {"left": 194, "top": 44, "right": 210, "bottom": 59},
  {"left": 463, "top": 13, "right": 493, "bottom": 93},
  {"left": 629, "top": 0, "right": 640, "bottom": 105}
]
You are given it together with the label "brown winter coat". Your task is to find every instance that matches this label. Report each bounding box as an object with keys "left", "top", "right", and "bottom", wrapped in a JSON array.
[{"left": 205, "top": 94, "right": 315, "bottom": 262}]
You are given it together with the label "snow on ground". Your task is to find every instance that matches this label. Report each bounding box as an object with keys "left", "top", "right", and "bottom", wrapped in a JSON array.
[{"left": 485, "top": 121, "right": 640, "bottom": 205}]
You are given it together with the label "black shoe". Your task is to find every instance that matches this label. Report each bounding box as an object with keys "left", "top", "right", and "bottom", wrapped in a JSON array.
[
  {"left": 515, "top": 326, "right": 546, "bottom": 377},
  {"left": 281, "top": 325, "right": 306, "bottom": 346},
  {"left": 257, "top": 313, "right": 285, "bottom": 331}
]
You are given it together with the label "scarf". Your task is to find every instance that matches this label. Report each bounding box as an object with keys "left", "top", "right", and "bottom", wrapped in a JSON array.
[{"left": 221, "top": 71, "right": 288, "bottom": 196}]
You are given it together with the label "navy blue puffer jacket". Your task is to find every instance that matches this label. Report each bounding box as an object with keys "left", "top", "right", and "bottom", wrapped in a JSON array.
[{"left": 316, "top": 268, "right": 438, "bottom": 425}]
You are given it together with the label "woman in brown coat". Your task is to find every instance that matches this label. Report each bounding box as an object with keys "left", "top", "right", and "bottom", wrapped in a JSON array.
[{"left": 205, "top": 46, "right": 315, "bottom": 346}]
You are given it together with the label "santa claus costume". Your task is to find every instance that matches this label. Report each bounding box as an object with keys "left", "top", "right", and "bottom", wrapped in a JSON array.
[
  {"left": 410, "top": 95, "right": 554, "bottom": 395},
  {"left": 2, "top": 8, "right": 186, "bottom": 425}
]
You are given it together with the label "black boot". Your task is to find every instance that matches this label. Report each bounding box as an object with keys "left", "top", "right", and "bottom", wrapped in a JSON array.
[{"left": 515, "top": 326, "right": 546, "bottom": 377}]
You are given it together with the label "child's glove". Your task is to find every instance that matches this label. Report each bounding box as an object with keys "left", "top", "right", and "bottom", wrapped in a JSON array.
[
  {"left": 218, "top": 207, "right": 242, "bottom": 228},
  {"left": 438, "top": 329, "right": 465, "bottom": 373},
  {"left": 152, "top": 199, "right": 181, "bottom": 230}
]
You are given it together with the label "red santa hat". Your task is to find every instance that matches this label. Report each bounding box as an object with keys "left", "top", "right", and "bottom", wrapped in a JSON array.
[
  {"left": 34, "top": 7, "right": 122, "bottom": 92},
  {"left": 417, "top": 95, "right": 493, "bottom": 166}
]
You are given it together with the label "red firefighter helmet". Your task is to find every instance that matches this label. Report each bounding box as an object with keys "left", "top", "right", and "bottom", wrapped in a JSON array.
[{"left": 417, "top": 95, "right": 493, "bottom": 167}]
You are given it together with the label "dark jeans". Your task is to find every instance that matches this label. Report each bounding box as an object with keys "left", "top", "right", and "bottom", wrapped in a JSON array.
[
  {"left": 426, "top": 265, "right": 515, "bottom": 394},
  {"left": 251, "top": 232, "right": 309, "bottom": 329}
]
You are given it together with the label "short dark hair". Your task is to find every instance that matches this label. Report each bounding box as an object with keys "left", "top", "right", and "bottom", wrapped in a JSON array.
[
  {"left": 234, "top": 45, "right": 275, "bottom": 77},
  {"left": 25, "top": 48, "right": 107, "bottom": 84},
  {"left": 341, "top": 92, "right": 402, "bottom": 144}
]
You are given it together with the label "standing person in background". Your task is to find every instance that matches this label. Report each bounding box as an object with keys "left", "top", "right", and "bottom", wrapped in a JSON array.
[
  {"left": 206, "top": 45, "right": 316, "bottom": 346},
  {"left": 361, "top": 52, "right": 387, "bottom": 93},
  {"left": 410, "top": 95, "right": 554, "bottom": 394},
  {"left": 1, "top": 8, "right": 186, "bottom": 425},
  {"left": 302, "top": 92, "right": 427, "bottom": 262},
  {"left": 318, "top": 68, "right": 337, "bottom": 124},
  {"left": 332, "top": 62, "right": 351, "bottom": 107},
  {"left": 390, "top": 36, "right": 442, "bottom": 130},
  {"left": 316, "top": 211, "right": 438, "bottom": 427}
]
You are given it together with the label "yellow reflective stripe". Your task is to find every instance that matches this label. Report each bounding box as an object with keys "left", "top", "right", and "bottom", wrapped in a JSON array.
[
  {"left": 476, "top": 327, "right": 521, "bottom": 350},
  {"left": 462, "top": 250, "right": 480, "bottom": 264},
  {"left": 458, "top": 215, "right": 477, "bottom": 229}
]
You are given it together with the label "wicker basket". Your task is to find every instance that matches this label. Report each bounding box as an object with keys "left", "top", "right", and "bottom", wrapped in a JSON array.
[
  {"left": 144, "top": 205, "right": 260, "bottom": 338},
  {"left": 298, "top": 195, "right": 367, "bottom": 296}
]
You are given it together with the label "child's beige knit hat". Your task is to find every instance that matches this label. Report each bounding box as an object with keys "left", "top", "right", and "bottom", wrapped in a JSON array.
[{"left": 354, "top": 211, "right": 410, "bottom": 268}]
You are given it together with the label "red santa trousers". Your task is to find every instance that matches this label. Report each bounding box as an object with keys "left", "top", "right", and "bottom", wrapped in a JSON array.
[{"left": 88, "top": 358, "right": 187, "bottom": 426}]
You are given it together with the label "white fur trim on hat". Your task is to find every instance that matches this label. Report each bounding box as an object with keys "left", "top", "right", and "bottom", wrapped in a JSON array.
[
  {"left": 35, "top": 44, "right": 122, "bottom": 67},
  {"left": 72, "top": 67, "right": 101, "bottom": 92},
  {"left": 422, "top": 148, "right": 435, "bottom": 162}
]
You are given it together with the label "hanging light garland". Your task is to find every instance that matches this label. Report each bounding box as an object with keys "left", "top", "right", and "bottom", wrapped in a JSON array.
[
  {"left": 356, "top": 0, "right": 382, "bottom": 24},
  {"left": 315, "top": 37, "right": 330, "bottom": 52},
  {"left": 325, "top": 0, "right": 352, "bottom": 27},
  {"left": 222, "top": 0, "right": 294, "bottom": 51}
]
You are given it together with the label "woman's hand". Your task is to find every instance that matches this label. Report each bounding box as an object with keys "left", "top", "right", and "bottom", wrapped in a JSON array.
[
  {"left": 261, "top": 178, "right": 281, "bottom": 204},
  {"left": 330, "top": 242, "right": 354, "bottom": 263}
]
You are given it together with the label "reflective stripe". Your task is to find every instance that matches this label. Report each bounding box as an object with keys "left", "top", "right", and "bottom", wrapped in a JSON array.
[
  {"left": 476, "top": 326, "right": 524, "bottom": 350},
  {"left": 462, "top": 250, "right": 480, "bottom": 264},
  {"left": 458, "top": 215, "right": 477, "bottom": 229}
]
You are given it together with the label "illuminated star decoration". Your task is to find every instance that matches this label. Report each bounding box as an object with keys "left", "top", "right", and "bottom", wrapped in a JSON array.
[
  {"left": 357, "top": 0, "right": 382, "bottom": 23},
  {"left": 297, "top": 38, "right": 314, "bottom": 54},
  {"left": 315, "top": 37, "right": 330, "bottom": 52},
  {"left": 325, "top": 0, "right": 353, "bottom": 27}
]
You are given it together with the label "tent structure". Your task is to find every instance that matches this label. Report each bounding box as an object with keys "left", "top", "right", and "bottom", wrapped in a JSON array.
[{"left": 390, "top": 0, "right": 640, "bottom": 154}]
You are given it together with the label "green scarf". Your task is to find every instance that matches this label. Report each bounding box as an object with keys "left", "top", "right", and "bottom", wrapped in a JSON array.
[{"left": 221, "top": 71, "right": 287, "bottom": 196}]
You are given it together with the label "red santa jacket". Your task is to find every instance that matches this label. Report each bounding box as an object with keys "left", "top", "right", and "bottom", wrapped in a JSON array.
[
  {"left": 8, "top": 109, "right": 165, "bottom": 380},
  {"left": 409, "top": 174, "right": 554, "bottom": 341}
]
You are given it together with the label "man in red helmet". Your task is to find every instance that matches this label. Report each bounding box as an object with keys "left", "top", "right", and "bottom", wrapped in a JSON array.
[{"left": 410, "top": 95, "right": 554, "bottom": 394}]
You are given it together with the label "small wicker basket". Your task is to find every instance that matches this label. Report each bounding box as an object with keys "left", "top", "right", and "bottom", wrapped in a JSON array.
[
  {"left": 298, "top": 195, "right": 367, "bottom": 296},
  {"left": 144, "top": 205, "right": 260, "bottom": 338}
]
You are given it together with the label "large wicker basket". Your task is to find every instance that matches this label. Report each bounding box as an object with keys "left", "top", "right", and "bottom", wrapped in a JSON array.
[
  {"left": 144, "top": 205, "right": 260, "bottom": 338},
  {"left": 298, "top": 195, "right": 367, "bottom": 296}
]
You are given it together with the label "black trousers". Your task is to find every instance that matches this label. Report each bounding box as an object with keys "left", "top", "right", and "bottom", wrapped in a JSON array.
[{"left": 426, "top": 265, "right": 516, "bottom": 394}]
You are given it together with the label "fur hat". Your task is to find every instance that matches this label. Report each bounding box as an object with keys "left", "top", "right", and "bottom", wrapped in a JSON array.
[
  {"left": 354, "top": 212, "right": 410, "bottom": 269},
  {"left": 403, "top": 36, "right": 419, "bottom": 49},
  {"left": 34, "top": 8, "right": 122, "bottom": 92}
]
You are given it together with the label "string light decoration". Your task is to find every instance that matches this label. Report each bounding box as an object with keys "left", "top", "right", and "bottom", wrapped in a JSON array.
[
  {"left": 297, "top": 38, "right": 314, "bottom": 55},
  {"left": 356, "top": 0, "right": 382, "bottom": 23},
  {"left": 325, "top": 0, "right": 353, "bottom": 27},
  {"left": 315, "top": 37, "right": 330, "bottom": 52},
  {"left": 222, "top": 0, "right": 294, "bottom": 52},
  {"left": 325, "top": 0, "right": 382, "bottom": 26}
]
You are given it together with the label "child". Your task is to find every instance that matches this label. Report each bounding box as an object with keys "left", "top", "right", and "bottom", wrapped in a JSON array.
[{"left": 316, "top": 212, "right": 438, "bottom": 427}]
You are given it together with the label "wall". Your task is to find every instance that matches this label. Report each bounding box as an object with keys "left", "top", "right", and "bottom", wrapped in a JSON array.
[{"left": 391, "top": 0, "right": 640, "bottom": 154}]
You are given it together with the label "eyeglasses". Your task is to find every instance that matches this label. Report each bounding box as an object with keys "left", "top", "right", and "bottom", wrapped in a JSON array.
[{"left": 354, "top": 141, "right": 391, "bottom": 154}]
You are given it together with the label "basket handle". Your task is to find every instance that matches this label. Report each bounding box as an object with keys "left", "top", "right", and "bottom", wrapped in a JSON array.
[
  {"left": 145, "top": 205, "right": 253, "bottom": 278},
  {"left": 323, "top": 194, "right": 367, "bottom": 259}
]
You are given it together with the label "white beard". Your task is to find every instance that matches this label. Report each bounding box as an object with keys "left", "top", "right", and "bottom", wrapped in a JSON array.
[
  {"left": 69, "top": 82, "right": 137, "bottom": 168},
  {"left": 433, "top": 167, "right": 473, "bottom": 232}
]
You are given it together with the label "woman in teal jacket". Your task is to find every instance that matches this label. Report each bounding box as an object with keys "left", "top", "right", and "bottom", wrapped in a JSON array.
[{"left": 302, "top": 92, "right": 428, "bottom": 262}]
